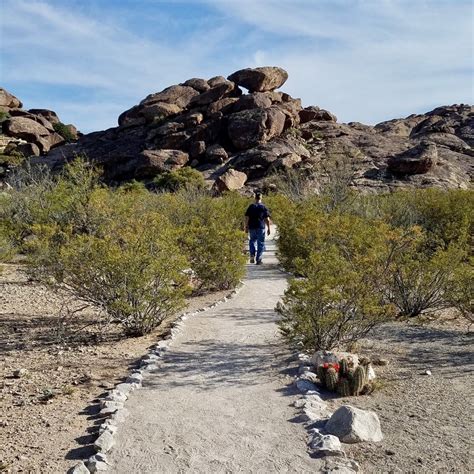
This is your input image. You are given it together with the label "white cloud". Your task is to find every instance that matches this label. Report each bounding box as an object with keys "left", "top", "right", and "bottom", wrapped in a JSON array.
[
  {"left": 0, "top": 0, "right": 241, "bottom": 131},
  {"left": 205, "top": 0, "right": 473, "bottom": 123}
]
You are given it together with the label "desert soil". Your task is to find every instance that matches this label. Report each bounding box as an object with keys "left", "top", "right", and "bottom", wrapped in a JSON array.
[{"left": 0, "top": 263, "right": 230, "bottom": 473}]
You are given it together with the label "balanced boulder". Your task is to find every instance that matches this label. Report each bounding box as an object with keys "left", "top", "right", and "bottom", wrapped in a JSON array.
[{"left": 228, "top": 67, "right": 288, "bottom": 92}]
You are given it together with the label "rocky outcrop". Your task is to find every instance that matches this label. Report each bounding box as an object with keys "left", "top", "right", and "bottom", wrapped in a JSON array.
[
  {"left": 0, "top": 88, "right": 22, "bottom": 110},
  {"left": 40, "top": 67, "right": 303, "bottom": 182},
  {"left": 35, "top": 67, "right": 472, "bottom": 191},
  {"left": 0, "top": 88, "right": 79, "bottom": 161},
  {"left": 387, "top": 142, "right": 437, "bottom": 175}
]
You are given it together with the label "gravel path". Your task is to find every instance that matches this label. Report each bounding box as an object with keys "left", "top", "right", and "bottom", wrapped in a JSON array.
[{"left": 108, "top": 233, "right": 323, "bottom": 473}]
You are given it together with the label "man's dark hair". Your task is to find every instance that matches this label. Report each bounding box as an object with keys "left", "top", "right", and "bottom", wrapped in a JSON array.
[{"left": 254, "top": 191, "right": 262, "bottom": 199}]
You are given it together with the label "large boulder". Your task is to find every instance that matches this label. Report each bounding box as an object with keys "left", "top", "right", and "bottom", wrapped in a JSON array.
[
  {"left": 134, "top": 149, "right": 189, "bottom": 178},
  {"left": 227, "top": 107, "right": 285, "bottom": 149},
  {"left": 233, "top": 93, "right": 273, "bottom": 112},
  {"left": 3, "top": 116, "right": 63, "bottom": 153},
  {"left": 208, "top": 97, "right": 239, "bottom": 117},
  {"left": 28, "top": 109, "right": 60, "bottom": 125},
  {"left": 190, "top": 81, "right": 237, "bottom": 107},
  {"left": 140, "top": 102, "right": 182, "bottom": 122},
  {"left": 140, "top": 85, "right": 199, "bottom": 108},
  {"left": 0, "top": 88, "right": 22, "bottom": 109},
  {"left": 387, "top": 142, "right": 437, "bottom": 175},
  {"left": 182, "top": 78, "right": 210, "bottom": 92},
  {"left": 228, "top": 67, "right": 288, "bottom": 92},
  {"left": 214, "top": 169, "right": 247, "bottom": 192},
  {"left": 325, "top": 405, "right": 383, "bottom": 444},
  {"left": 299, "top": 106, "right": 337, "bottom": 124},
  {"left": 230, "top": 140, "right": 308, "bottom": 179},
  {"left": 205, "top": 144, "right": 228, "bottom": 163}
]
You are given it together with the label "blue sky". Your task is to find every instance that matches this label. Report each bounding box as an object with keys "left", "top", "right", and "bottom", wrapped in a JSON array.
[{"left": 1, "top": 0, "right": 472, "bottom": 132}]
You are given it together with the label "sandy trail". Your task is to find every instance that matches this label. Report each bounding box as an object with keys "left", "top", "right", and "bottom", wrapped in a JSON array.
[{"left": 109, "top": 233, "right": 323, "bottom": 473}]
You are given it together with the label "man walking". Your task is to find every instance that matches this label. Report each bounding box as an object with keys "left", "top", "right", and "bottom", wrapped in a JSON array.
[{"left": 244, "top": 191, "right": 271, "bottom": 265}]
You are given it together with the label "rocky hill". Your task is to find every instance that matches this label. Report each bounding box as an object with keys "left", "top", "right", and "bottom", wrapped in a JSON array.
[{"left": 3, "top": 67, "right": 473, "bottom": 192}]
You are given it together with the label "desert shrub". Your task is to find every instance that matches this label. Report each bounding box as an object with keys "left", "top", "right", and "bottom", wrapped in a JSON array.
[
  {"left": 274, "top": 188, "right": 473, "bottom": 330},
  {"left": 4, "top": 159, "right": 101, "bottom": 247},
  {"left": 384, "top": 242, "right": 467, "bottom": 318},
  {"left": 153, "top": 167, "right": 205, "bottom": 192},
  {"left": 53, "top": 122, "right": 76, "bottom": 142},
  {"left": 2, "top": 159, "right": 249, "bottom": 333},
  {"left": 30, "top": 213, "right": 189, "bottom": 336},
  {"left": 157, "top": 190, "right": 247, "bottom": 291},
  {"left": 267, "top": 168, "right": 314, "bottom": 201},
  {"left": 276, "top": 213, "right": 398, "bottom": 351},
  {"left": 376, "top": 189, "right": 473, "bottom": 251}
]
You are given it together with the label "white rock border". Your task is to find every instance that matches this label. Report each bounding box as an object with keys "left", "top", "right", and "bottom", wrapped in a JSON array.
[{"left": 67, "top": 283, "right": 244, "bottom": 474}]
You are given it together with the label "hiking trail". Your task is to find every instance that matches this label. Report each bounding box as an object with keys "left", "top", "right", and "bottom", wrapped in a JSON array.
[{"left": 108, "top": 232, "right": 324, "bottom": 473}]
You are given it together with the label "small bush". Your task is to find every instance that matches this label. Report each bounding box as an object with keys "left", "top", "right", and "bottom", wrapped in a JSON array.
[
  {"left": 0, "top": 111, "right": 10, "bottom": 123},
  {"left": 53, "top": 122, "right": 76, "bottom": 142},
  {"left": 153, "top": 167, "right": 205, "bottom": 192},
  {"left": 31, "top": 214, "right": 190, "bottom": 336},
  {"left": 276, "top": 213, "right": 398, "bottom": 351},
  {"left": 384, "top": 242, "right": 466, "bottom": 318}
]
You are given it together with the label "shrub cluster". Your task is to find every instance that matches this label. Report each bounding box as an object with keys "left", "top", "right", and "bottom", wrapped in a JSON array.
[
  {"left": 1, "top": 160, "right": 248, "bottom": 336},
  {"left": 273, "top": 188, "right": 473, "bottom": 351},
  {"left": 52, "top": 122, "right": 76, "bottom": 142}
]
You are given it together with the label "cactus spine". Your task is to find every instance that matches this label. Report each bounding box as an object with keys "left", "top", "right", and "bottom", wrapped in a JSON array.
[
  {"left": 337, "top": 378, "right": 351, "bottom": 397},
  {"left": 325, "top": 367, "right": 339, "bottom": 391}
]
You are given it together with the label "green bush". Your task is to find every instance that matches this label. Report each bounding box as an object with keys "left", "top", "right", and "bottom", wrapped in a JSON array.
[
  {"left": 276, "top": 213, "right": 398, "bottom": 350},
  {"left": 156, "top": 190, "right": 247, "bottom": 291},
  {"left": 153, "top": 167, "right": 205, "bottom": 192},
  {"left": 373, "top": 189, "right": 473, "bottom": 250},
  {"left": 273, "top": 188, "right": 473, "bottom": 350},
  {"left": 384, "top": 242, "right": 466, "bottom": 318},
  {"left": 446, "top": 261, "right": 474, "bottom": 325},
  {"left": 4, "top": 159, "right": 101, "bottom": 246},
  {"left": 30, "top": 213, "right": 189, "bottom": 336},
  {"left": 2, "top": 159, "right": 248, "bottom": 334},
  {"left": 53, "top": 122, "right": 76, "bottom": 142}
]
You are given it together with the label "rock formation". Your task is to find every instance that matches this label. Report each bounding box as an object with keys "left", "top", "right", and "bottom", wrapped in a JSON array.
[
  {"left": 7, "top": 66, "right": 472, "bottom": 191},
  {"left": 0, "top": 87, "right": 79, "bottom": 158}
]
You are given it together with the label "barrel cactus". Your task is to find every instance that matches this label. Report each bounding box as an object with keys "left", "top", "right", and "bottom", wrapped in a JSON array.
[
  {"left": 339, "top": 358, "right": 349, "bottom": 377},
  {"left": 337, "top": 378, "right": 351, "bottom": 397},
  {"left": 325, "top": 367, "right": 339, "bottom": 391},
  {"left": 352, "top": 365, "right": 367, "bottom": 395}
]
